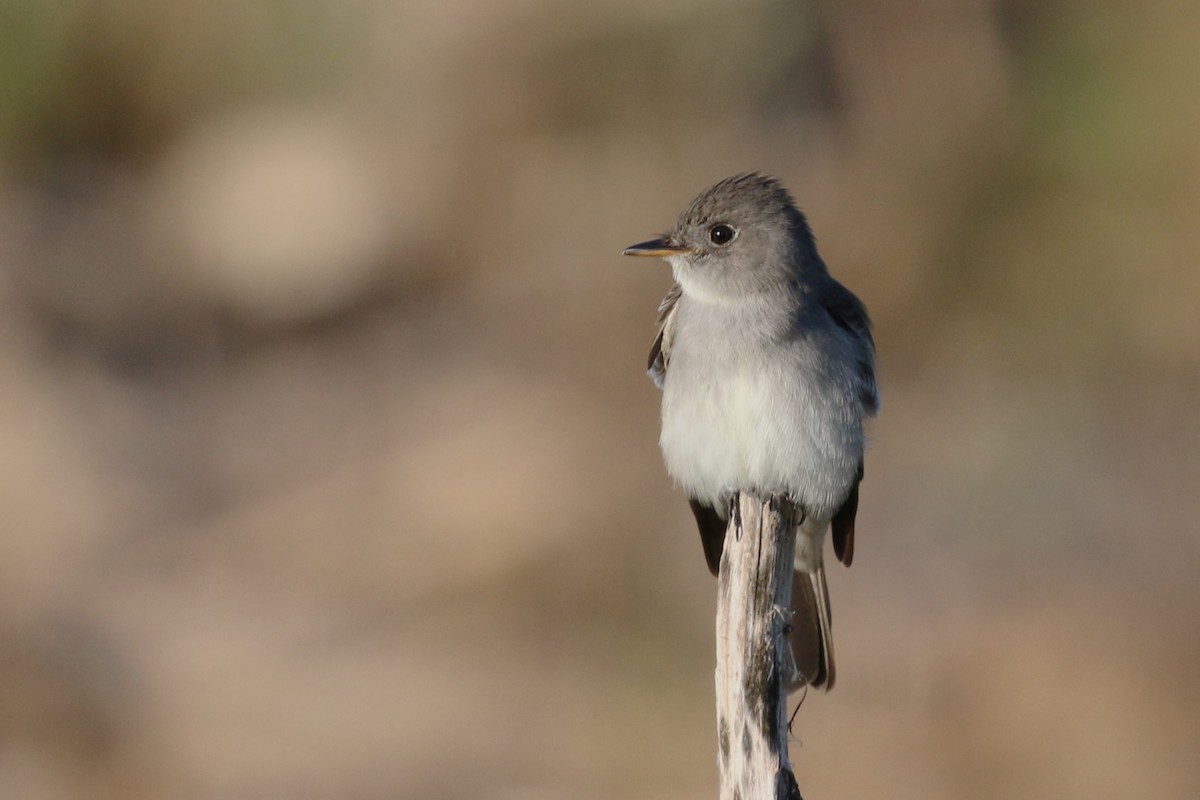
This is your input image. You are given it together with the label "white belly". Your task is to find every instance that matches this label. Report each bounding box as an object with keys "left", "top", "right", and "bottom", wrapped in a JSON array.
[{"left": 659, "top": 362, "right": 858, "bottom": 519}]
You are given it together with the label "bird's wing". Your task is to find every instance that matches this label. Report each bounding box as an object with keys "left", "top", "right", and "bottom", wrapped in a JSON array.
[
  {"left": 821, "top": 281, "right": 876, "bottom": 567},
  {"left": 830, "top": 462, "right": 863, "bottom": 566},
  {"left": 647, "top": 282, "right": 682, "bottom": 390},
  {"left": 821, "top": 280, "right": 878, "bottom": 416},
  {"left": 651, "top": 285, "right": 727, "bottom": 575}
]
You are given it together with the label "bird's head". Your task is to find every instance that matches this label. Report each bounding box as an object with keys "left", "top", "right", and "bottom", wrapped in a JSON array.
[{"left": 623, "top": 173, "right": 823, "bottom": 302}]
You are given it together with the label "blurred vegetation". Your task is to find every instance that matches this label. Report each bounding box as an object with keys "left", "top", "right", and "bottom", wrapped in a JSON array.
[{"left": 0, "top": 1, "right": 1196, "bottom": 799}]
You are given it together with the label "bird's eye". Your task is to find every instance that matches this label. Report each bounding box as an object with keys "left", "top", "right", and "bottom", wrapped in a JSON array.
[{"left": 709, "top": 224, "right": 735, "bottom": 245}]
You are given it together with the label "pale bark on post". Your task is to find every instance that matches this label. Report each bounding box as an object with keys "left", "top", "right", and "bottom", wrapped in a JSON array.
[{"left": 715, "top": 493, "right": 803, "bottom": 800}]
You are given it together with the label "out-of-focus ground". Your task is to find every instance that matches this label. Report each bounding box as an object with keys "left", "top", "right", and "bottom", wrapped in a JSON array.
[{"left": 1, "top": 1, "right": 1198, "bottom": 798}]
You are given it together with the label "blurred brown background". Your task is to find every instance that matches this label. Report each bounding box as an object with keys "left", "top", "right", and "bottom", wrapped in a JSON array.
[{"left": 1, "top": 1, "right": 1198, "bottom": 798}]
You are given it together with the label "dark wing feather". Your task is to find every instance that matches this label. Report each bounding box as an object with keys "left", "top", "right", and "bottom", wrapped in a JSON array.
[
  {"left": 830, "top": 462, "right": 863, "bottom": 566},
  {"left": 647, "top": 283, "right": 681, "bottom": 389},
  {"left": 822, "top": 280, "right": 878, "bottom": 416},
  {"left": 688, "top": 498, "right": 726, "bottom": 576},
  {"left": 822, "top": 281, "right": 875, "bottom": 567}
]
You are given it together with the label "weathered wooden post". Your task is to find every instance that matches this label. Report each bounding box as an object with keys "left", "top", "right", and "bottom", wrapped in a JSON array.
[{"left": 714, "top": 492, "right": 803, "bottom": 800}]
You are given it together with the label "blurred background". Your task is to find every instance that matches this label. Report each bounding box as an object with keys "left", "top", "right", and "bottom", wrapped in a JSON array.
[{"left": 1, "top": 1, "right": 1198, "bottom": 798}]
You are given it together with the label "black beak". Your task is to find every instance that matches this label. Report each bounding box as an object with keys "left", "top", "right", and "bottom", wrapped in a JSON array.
[{"left": 622, "top": 237, "right": 691, "bottom": 257}]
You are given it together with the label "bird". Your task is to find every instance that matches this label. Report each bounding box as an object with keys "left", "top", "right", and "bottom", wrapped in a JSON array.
[{"left": 623, "top": 172, "right": 878, "bottom": 690}]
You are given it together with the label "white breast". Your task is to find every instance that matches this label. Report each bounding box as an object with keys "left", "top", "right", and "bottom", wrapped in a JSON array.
[{"left": 657, "top": 302, "right": 861, "bottom": 519}]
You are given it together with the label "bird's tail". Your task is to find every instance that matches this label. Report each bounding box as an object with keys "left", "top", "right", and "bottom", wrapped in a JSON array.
[{"left": 788, "top": 564, "right": 836, "bottom": 691}]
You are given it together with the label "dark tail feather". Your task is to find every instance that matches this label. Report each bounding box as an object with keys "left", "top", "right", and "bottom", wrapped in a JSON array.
[{"left": 788, "top": 565, "right": 836, "bottom": 691}]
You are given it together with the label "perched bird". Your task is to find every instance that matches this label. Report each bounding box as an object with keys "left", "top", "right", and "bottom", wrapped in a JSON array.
[{"left": 623, "top": 173, "right": 878, "bottom": 690}]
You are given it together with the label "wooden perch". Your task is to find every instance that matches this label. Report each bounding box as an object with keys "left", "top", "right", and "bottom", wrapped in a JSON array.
[{"left": 715, "top": 493, "right": 803, "bottom": 800}]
